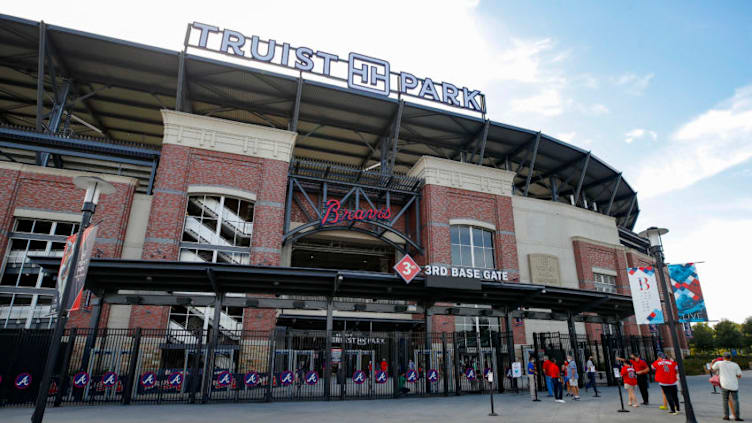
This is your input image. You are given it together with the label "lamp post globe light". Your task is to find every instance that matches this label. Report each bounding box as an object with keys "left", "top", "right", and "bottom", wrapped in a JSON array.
[
  {"left": 637, "top": 226, "right": 697, "bottom": 423},
  {"left": 31, "top": 176, "right": 115, "bottom": 423}
]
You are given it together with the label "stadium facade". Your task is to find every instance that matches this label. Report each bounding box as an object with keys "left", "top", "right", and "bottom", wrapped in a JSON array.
[{"left": 0, "top": 15, "right": 687, "bottom": 404}]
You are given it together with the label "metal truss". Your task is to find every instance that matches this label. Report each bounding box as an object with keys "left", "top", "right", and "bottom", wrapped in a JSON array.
[{"left": 283, "top": 159, "right": 424, "bottom": 255}]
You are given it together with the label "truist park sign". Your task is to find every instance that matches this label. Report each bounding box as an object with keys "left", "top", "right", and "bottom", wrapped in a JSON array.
[{"left": 187, "top": 23, "right": 486, "bottom": 113}]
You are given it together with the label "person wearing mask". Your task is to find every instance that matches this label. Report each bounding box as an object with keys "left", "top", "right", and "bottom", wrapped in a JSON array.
[
  {"left": 527, "top": 356, "right": 537, "bottom": 400},
  {"left": 547, "top": 358, "right": 564, "bottom": 403},
  {"left": 585, "top": 356, "right": 597, "bottom": 393},
  {"left": 712, "top": 351, "right": 743, "bottom": 421},
  {"left": 542, "top": 355, "right": 554, "bottom": 397},
  {"left": 629, "top": 353, "right": 651, "bottom": 405},
  {"left": 567, "top": 356, "right": 580, "bottom": 400},
  {"left": 620, "top": 359, "right": 639, "bottom": 407},
  {"left": 652, "top": 352, "right": 680, "bottom": 415}
]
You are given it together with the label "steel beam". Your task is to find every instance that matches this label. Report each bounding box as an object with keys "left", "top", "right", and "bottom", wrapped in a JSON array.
[
  {"left": 35, "top": 21, "right": 45, "bottom": 132},
  {"left": 605, "top": 173, "right": 622, "bottom": 215},
  {"left": 388, "top": 101, "right": 404, "bottom": 173},
  {"left": 523, "top": 132, "right": 541, "bottom": 196},
  {"left": 475, "top": 120, "right": 490, "bottom": 165},
  {"left": 289, "top": 75, "right": 303, "bottom": 132},
  {"left": 573, "top": 152, "right": 591, "bottom": 206}
]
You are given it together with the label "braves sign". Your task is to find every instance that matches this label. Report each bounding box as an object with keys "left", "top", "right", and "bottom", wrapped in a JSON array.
[
  {"left": 627, "top": 267, "right": 664, "bottom": 324},
  {"left": 15, "top": 372, "right": 32, "bottom": 390},
  {"left": 321, "top": 199, "right": 391, "bottom": 225}
]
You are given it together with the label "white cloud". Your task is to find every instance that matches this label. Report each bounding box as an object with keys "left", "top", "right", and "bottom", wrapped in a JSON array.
[
  {"left": 634, "top": 84, "right": 752, "bottom": 198},
  {"left": 624, "top": 128, "right": 657, "bottom": 143},
  {"left": 612, "top": 72, "right": 654, "bottom": 95},
  {"left": 509, "top": 89, "right": 564, "bottom": 117},
  {"left": 555, "top": 131, "right": 576, "bottom": 141}
]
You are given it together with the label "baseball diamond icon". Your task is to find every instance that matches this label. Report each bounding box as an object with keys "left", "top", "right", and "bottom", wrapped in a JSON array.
[
  {"left": 394, "top": 254, "right": 420, "bottom": 284},
  {"left": 244, "top": 371, "right": 260, "bottom": 387},
  {"left": 375, "top": 370, "right": 388, "bottom": 384}
]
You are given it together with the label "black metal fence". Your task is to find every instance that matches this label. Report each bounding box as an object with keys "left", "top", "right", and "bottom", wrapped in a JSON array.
[{"left": 0, "top": 328, "right": 659, "bottom": 407}]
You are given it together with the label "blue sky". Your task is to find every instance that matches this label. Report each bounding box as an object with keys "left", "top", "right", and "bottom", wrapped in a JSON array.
[{"left": 6, "top": 0, "right": 752, "bottom": 322}]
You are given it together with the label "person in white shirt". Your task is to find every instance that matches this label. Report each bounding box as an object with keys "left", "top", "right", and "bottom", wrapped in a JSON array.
[{"left": 712, "top": 351, "right": 743, "bottom": 421}]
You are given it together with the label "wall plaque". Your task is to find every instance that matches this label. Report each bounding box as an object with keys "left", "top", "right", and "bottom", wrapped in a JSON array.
[{"left": 528, "top": 254, "right": 561, "bottom": 286}]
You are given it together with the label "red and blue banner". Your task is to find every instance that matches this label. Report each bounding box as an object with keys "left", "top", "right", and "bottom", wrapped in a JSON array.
[
  {"left": 627, "top": 266, "right": 664, "bottom": 325},
  {"left": 667, "top": 263, "right": 708, "bottom": 322}
]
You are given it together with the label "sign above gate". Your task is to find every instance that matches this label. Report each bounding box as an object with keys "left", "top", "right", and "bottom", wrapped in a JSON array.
[{"left": 187, "top": 23, "right": 486, "bottom": 114}]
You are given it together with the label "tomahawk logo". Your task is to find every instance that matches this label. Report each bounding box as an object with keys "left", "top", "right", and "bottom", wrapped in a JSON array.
[{"left": 280, "top": 372, "right": 293, "bottom": 385}]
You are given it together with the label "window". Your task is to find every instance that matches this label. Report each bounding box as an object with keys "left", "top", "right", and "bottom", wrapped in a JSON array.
[
  {"left": 1, "top": 218, "right": 78, "bottom": 328},
  {"left": 450, "top": 225, "right": 494, "bottom": 269},
  {"left": 179, "top": 195, "right": 254, "bottom": 265},
  {"left": 593, "top": 272, "right": 617, "bottom": 293}
]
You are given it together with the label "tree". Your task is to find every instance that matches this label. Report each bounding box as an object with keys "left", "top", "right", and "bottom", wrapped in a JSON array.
[
  {"left": 714, "top": 319, "right": 743, "bottom": 350},
  {"left": 690, "top": 323, "right": 715, "bottom": 352},
  {"left": 741, "top": 316, "right": 752, "bottom": 351}
]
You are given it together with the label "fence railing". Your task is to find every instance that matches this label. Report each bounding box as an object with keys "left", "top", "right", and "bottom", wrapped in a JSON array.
[{"left": 0, "top": 328, "right": 659, "bottom": 407}]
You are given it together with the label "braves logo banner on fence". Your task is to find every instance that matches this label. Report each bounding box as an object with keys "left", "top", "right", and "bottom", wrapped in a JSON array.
[
  {"left": 668, "top": 263, "right": 708, "bottom": 322},
  {"left": 627, "top": 266, "right": 664, "bottom": 324}
]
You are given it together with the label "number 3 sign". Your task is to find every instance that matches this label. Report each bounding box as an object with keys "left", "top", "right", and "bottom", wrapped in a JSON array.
[{"left": 394, "top": 255, "right": 420, "bottom": 284}]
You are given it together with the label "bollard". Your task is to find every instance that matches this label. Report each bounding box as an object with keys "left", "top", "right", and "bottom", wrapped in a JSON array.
[
  {"left": 487, "top": 371, "right": 498, "bottom": 417},
  {"left": 615, "top": 368, "right": 629, "bottom": 413}
]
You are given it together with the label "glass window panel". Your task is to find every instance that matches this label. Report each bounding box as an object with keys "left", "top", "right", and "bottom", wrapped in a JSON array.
[
  {"left": 238, "top": 201, "right": 254, "bottom": 222},
  {"left": 28, "top": 240, "right": 47, "bottom": 254},
  {"left": 484, "top": 248, "right": 494, "bottom": 269},
  {"left": 472, "top": 228, "right": 483, "bottom": 246},
  {"left": 13, "top": 294, "right": 32, "bottom": 305},
  {"left": 9, "top": 238, "right": 29, "bottom": 251},
  {"left": 450, "top": 225, "right": 460, "bottom": 244},
  {"left": 33, "top": 221, "right": 52, "bottom": 234},
  {"left": 15, "top": 219, "right": 34, "bottom": 233},
  {"left": 461, "top": 246, "right": 472, "bottom": 267},
  {"left": 451, "top": 245, "right": 461, "bottom": 265},
  {"left": 223, "top": 197, "right": 239, "bottom": 216},
  {"left": 54, "top": 222, "right": 75, "bottom": 236},
  {"left": 482, "top": 230, "right": 493, "bottom": 248},
  {"left": 459, "top": 226, "right": 470, "bottom": 244},
  {"left": 473, "top": 247, "right": 485, "bottom": 268}
]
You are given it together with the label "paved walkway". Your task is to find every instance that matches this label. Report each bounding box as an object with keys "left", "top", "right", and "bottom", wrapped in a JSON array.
[{"left": 2, "top": 372, "right": 749, "bottom": 422}]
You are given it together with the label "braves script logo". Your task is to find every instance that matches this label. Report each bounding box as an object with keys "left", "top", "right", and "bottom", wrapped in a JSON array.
[{"left": 321, "top": 199, "right": 390, "bottom": 225}]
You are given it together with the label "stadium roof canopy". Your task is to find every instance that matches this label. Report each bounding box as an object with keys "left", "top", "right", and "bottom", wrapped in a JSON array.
[{"left": 0, "top": 14, "right": 640, "bottom": 230}]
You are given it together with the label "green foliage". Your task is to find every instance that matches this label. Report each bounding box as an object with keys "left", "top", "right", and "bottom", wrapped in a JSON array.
[
  {"left": 714, "top": 319, "right": 744, "bottom": 349},
  {"left": 742, "top": 316, "right": 752, "bottom": 349},
  {"left": 690, "top": 323, "right": 715, "bottom": 352},
  {"left": 683, "top": 355, "right": 751, "bottom": 376}
]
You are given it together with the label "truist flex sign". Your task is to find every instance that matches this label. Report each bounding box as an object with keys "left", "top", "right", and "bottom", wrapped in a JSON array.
[
  {"left": 321, "top": 199, "right": 391, "bottom": 225},
  {"left": 187, "top": 23, "right": 486, "bottom": 113}
]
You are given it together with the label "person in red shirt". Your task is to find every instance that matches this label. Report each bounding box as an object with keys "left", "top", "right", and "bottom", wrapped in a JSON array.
[
  {"left": 652, "top": 352, "right": 680, "bottom": 415},
  {"left": 628, "top": 353, "right": 650, "bottom": 405},
  {"left": 380, "top": 358, "right": 388, "bottom": 372},
  {"left": 621, "top": 359, "right": 639, "bottom": 407},
  {"left": 542, "top": 356, "right": 554, "bottom": 397},
  {"left": 547, "top": 358, "right": 564, "bottom": 403}
]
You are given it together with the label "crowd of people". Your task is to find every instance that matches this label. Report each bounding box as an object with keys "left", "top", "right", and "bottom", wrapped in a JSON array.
[{"left": 532, "top": 350, "right": 744, "bottom": 421}]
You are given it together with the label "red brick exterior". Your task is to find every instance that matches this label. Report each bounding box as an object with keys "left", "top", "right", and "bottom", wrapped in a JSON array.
[
  {"left": 138, "top": 143, "right": 289, "bottom": 330},
  {"left": 0, "top": 165, "right": 136, "bottom": 327}
]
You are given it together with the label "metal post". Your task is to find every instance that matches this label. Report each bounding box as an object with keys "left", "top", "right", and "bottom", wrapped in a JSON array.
[
  {"left": 324, "top": 298, "right": 333, "bottom": 400},
  {"left": 53, "top": 328, "right": 77, "bottom": 407},
  {"left": 36, "top": 21, "right": 46, "bottom": 132},
  {"left": 617, "top": 374, "right": 630, "bottom": 413},
  {"left": 122, "top": 328, "right": 141, "bottom": 405},
  {"left": 504, "top": 311, "right": 516, "bottom": 392},
  {"left": 79, "top": 298, "right": 104, "bottom": 374},
  {"left": 453, "top": 332, "right": 461, "bottom": 396},
  {"left": 391, "top": 331, "right": 399, "bottom": 398},
  {"left": 31, "top": 205, "right": 93, "bottom": 423},
  {"left": 652, "top": 246, "right": 698, "bottom": 423},
  {"left": 441, "top": 332, "right": 449, "bottom": 396},
  {"left": 201, "top": 293, "right": 224, "bottom": 403},
  {"left": 424, "top": 306, "right": 432, "bottom": 394},
  {"left": 567, "top": 312, "right": 583, "bottom": 387},
  {"left": 190, "top": 328, "right": 203, "bottom": 404},
  {"left": 265, "top": 329, "right": 277, "bottom": 402}
]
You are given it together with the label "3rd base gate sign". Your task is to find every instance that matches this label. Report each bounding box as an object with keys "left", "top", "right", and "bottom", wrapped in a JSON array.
[{"left": 395, "top": 255, "right": 510, "bottom": 284}]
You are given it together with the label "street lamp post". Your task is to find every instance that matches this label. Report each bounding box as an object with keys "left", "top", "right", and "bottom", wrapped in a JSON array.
[
  {"left": 638, "top": 226, "right": 697, "bottom": 423},
  {"left": 31, "top": 176, "right": 114, "bottom": 423}
]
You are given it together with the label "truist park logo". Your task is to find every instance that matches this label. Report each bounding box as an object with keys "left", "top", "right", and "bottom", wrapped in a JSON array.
[{"left": 187, "top": 23, "right": 486, "bottom": 113}]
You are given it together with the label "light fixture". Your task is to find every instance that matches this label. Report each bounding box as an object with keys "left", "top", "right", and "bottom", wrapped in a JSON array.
[
  {"left": 73, "top": 175, "right": 115, "bottom": 207},
  {"left": 638, "top": 226, "right": 668, "bottom": 248}
]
